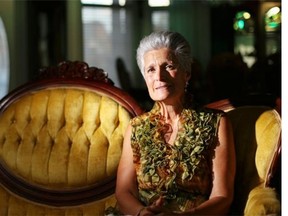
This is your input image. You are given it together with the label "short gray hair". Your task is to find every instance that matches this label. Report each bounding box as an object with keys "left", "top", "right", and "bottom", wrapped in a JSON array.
[{"left": 136, "top": 31, "right": 192, "bottom": 75}]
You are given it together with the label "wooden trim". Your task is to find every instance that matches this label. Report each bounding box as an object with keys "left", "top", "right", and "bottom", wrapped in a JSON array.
[{"left": 205, "top": 98, "right": 235, "bottom": 112}]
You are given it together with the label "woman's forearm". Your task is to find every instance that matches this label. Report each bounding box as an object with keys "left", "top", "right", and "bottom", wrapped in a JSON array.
[
  {"left": 189, "top": 196, "right": 232, "bottom": 215},
  {"left": 115, "top": 191, "right": 145, "bottom": 215}
]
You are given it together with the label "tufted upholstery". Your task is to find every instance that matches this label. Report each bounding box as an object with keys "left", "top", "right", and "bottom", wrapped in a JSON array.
[
  {"left": 0, "top": 61, "right": 143, "bottom": 215},
  {"left": 206, "top": 99, "right": 281, "bottom": 215}
]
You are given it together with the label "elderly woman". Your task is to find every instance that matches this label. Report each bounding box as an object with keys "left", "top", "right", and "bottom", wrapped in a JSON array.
[{"left": 115, "top": 31, "right": 236, "bottom": 215}]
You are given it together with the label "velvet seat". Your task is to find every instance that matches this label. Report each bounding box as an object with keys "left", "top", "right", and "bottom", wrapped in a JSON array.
[
  {"left": 0, "top": 61, "right": 143, "bottom": 215},
  {"left": 206, "top": 99, "right": 281, "bottom": 215}
]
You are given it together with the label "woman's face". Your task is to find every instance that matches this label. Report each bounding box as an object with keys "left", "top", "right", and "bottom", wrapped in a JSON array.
[{"left": 143, "top": 48, "right": 190, "bottom": 104}]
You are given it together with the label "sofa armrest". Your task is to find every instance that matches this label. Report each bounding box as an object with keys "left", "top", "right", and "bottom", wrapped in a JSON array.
[{"left": 244, "top": 186, "right": 280, "bottom": 216}]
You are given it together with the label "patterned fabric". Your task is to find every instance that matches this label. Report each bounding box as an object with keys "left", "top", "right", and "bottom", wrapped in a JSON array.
[{"left": 130, "top": 102, "right": 224, "bottom": 212}]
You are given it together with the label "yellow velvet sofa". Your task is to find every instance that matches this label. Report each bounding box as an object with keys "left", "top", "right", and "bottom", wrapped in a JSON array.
[
  {"left": 0, "top": 61, "right": 143, "bottom": 215},
  {"left": 206, "top": 99, "right": 281, "bottom": 215},
  {"left": 0, "top": 61, "right": 281, "bottom": 215}
]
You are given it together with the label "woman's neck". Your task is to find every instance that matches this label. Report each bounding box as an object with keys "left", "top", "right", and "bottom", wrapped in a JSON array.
[
  {"left": 158, "top": 101, "right": 183, "bottom": 122},
  {"left": 157, "top": 101, "right": 183, "bottom": 145}
]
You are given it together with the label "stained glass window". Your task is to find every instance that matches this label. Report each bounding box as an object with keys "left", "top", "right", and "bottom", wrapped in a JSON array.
[
  {"left": 233, "top": 11, "right": 254, "bottom": 33},
  {"left": 265, "top": 6, "right": 281, "bottom": 32}
]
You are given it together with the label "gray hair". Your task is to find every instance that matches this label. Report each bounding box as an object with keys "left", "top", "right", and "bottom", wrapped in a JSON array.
[{"left": 136, "top": 31, "right": 192, "bottom": 75}]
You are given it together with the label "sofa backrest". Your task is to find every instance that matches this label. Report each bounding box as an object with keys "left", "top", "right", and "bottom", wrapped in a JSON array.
[{"left": 0, "top": 61, "right": 144, "bottom": 215}]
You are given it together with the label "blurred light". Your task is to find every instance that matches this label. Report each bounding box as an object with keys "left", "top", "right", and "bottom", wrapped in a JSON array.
[
  {"left": 0, "top": 17, "right": 9, "bottom": 98},
  {"left": 265, "top": 6, "right": 281, "bottom": 31},
  {"left": 118, "top": 0, "right": 126, "bottom": 6},
  {"left": 148, "top": 0, "right": 170, "bottom": 7},
  {"left": 234, "top": 11, "right": 254, "bottom": 33},
  {"left": 237, "top": 20, "right": 245, "bottom": 29},
  {"left": 243, "top": 12, "right": 251, "bottom": 19},
  {"left": 267, "top": 7, "right": 280, "bottom": 17},
  {"left": 81, "top": 0, "right": 113, "bottom": 5}
]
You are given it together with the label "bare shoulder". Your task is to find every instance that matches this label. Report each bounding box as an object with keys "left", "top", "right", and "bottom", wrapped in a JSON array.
[{"left": 219, "top": 114, "right": 233, "bottom": 133}]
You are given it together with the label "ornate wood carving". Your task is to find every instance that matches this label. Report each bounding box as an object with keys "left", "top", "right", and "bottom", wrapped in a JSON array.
[{"left": 38, "top": 60, "right": 114, "bottom": 85}]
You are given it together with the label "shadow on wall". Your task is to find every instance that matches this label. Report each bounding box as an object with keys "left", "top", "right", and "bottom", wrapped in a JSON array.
[
  {"left": 186, "top": 57, "right": 208, "bottom": 106},
  {"left": 116, "top": 57, "right": 153, "bottom": 111},
  {"left": 204, "top": 51, "right": 281, "bottom": 108},
  {"left": 205, "top": 52, "right": 250, "bottom": 103},
  {"left": 249, "top": 52, "right": 281, "bottom": 99}
]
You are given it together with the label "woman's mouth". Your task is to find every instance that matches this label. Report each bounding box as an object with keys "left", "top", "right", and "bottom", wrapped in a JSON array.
[{"left": 155, "top": 84, "right": 169, "bottom": 90}]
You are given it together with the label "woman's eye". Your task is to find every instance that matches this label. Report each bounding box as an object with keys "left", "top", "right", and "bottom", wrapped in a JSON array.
[
  {"left": 166, "top": 64, "right": 175, "bottom": 70},
  {"left": 146, "top": 69, "right": 151, "bottom": 73},
  {"left": 146, "top": 67, "right": 155, "bottom": 73}
]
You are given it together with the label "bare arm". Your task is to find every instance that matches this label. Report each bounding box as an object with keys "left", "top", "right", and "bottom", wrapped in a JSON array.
[
  {"left": 115, "top": 124, "right": 145, "bottom": 215},
  {"left": 191, "top": 115, "right": 236, "bottom": 215}
]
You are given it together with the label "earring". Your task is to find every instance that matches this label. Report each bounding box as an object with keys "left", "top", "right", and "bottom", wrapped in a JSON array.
[{"left": 185, "top": 81, "right": 189, "bottom": 92}]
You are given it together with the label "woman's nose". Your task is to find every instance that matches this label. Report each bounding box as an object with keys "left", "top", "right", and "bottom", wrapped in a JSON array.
[{"left": 155, "top": 67, "right": 165, "bottom": 81}]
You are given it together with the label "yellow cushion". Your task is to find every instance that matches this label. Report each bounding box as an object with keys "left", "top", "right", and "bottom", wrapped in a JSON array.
[
  {"left": 0, "top": 88, "right": 131, "bottom": 188},
  {"left": 244, "top": 186, "right": 280, "bottom": 216},
  {"left": 255, "top": 109, "right": 281, "bottom": 181}
]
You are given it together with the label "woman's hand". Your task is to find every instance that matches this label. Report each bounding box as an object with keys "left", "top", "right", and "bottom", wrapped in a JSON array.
[
  {"left": 140, "top": 196, "right": 194, "bottom": 216},
  {"left": 139, "top": 197, "right": 195, "bottom": 216},
  {"left": 138, "top": 196, "right": 166, "bottom": 216}
]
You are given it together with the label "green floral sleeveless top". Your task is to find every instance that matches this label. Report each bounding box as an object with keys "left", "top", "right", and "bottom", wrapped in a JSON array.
[{"left": 130, "top": 102, "right": 224, "bottom": 212}]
